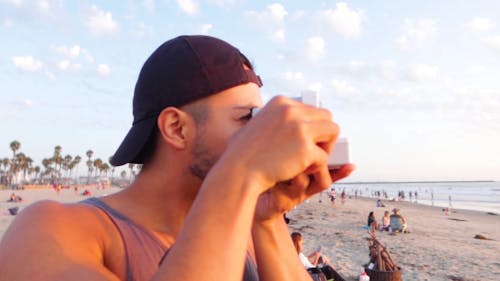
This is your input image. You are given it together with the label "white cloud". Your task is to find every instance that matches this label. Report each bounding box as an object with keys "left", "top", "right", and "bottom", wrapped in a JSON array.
[
  {"left": 58, "top": 60, "right": 70, "bottom": 70},
  {"left": 396, "top": 19, "right": 436, "bottom": 50},
  {"left": 467, "top": 65, "right": 485, "bottom": 75},
  {"left": 482, "top": 35, "right": 500, "bottom": 53},
  {"left": 318, "top": 2, "right": 363, "bottom": 39},
  {"left": 348, "top": 60, "right": 365, "bottom": 72},
  {"left": 331, "top": 79, "right": 358, "bottom": 95},
  {"left": 3, "top": 17, "right": 14, "bottom": 27},
  {"left": 176, "top": 0, "right": 199, "bottom": 16},
  {"left": 290, "top": 10, "right": 306, "bottom": 22},
  {"left": 86, "top": 5, "right": 119, "bottom": 36},
  {"left": 143, "top": 0, "right": 155, "bottom": 11},
  {"left": 4, "top": 0, "right": 23, "bottom": 7},
  {"left": 45, "top": 71, "right": 55, "bottom": 80},
  {"left": 131, "top": 22, "right": 154, "bottom": 38},
  {"left": 97, "top": 64, "right": 111, "bottom": 76},
  {"left": 380, "top": 60, "right": 397, "bottom": 81},
  {"left": 53, "top": 45, "right": 81, "bottom": 58},
  {"left": 274, "top": 71, "right": 306, "bottom": 92},
  {"left": 82, "top": 49, "right": 95, "bottom": 63},
  {"left": 271, "top": 29, "right": 285, "bottom": 43},
  {"left": 406, "top": 64, "right": 438, "bottom": 82},
  {"left": 23, "top": 99, "right": 33, "bottom": 107},
  {"left": 12, "top": 56, "right": 43, "bottom": 72},
  {"left": 267, "top": 3, "right": 287, "bottom": 22},
  {"left": 303, "top": 36, "right": 325, "bottom": 62},
  {"left": 206, "top": 0, "right": 240, "bottom": 9},
  {"left": 199, "top": 23, "right": 213, "bottom": 34},
  {"left": 37, "top": 0, "right": 50, "bottom": 13},
  {"left": 245, "top": 3, "right": 288, "bottom": 43},
  {"left": 57, "top": 60, "right": 81, "bottom": 72},
  {"left": 245, "top": 3, "right": 288, "bottom": 25},
  {"left": 464, "top": 18, "right": 495, "bottom": 33},
  {"left": 282, "top": 71, "right": 304, "bottom": 82}
]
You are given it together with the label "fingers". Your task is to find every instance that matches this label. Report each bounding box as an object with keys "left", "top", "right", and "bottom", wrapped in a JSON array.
[
  {"left": 329, "top": 164, "right": 356, "bottom": 182},
  {"left": 306, "top": 165, "right": 332, "bottom": 197},
  {"left": 267, "top": 96, "right": 333, "bottom": 122}
]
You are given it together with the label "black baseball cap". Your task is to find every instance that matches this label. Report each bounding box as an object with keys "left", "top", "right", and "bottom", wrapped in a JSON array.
[{"left": 110, "top": 35, "right": 263, "bottom": 166}]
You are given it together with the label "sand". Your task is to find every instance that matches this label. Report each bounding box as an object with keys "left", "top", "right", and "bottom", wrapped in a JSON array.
[
  {"left": 1, "top": 187, "right": 499, "bottom": 281},
  {"left": 288, "top": 194, "right": 500, "bottom": 281}
]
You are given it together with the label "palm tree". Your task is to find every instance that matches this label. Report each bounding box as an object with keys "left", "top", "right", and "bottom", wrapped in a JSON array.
[
  {"left": 63, "top": 154, "right": 73, "bottom": 178},
  {"left": 101, "top": 163, "right": 110, "bottom": 177},
  {"left": 72, "top": 155, "right": 81, "bottom": 183},
  {"left": 86, "top": 150, "right": 93, "bottom": 183},
  {"left": 93, "top": 158, "right": 103, "bottom": 177},
  {"left": 10, "top": 140, "right": 20, "bottom": 159},
  {"left": 9, "top": 140, "right": 20, "bottom": 185},
  {"left": 1, "top": 158, "right": 9, "bottom": 173},
  {"left": 33, "top": 166, "right": 40, "bottom": 183},
  {"left": 43, "top": 157, "right": 57, "bottom": 181},
  {"left": 86, "top": 150, "right": 93, "bottom": 161},
  {"left": 53, "top": 146, "right": 63, "bottom": 178},
  {"left": 128, "top": 163, "right": 135, "bottom": 183}
]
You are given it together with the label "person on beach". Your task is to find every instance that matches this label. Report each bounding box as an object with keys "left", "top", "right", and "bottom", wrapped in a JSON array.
[
  {"left": 390, "top": 208, "right": 408, "bottom": 233},
  {"left": 290, "top": 232, "right": 345, "bottom": 281},
  {"left": 367, "top": 211, "right": 380, "bottom": 231},
  {"left": 0, "top": 35, "right": 354, "bottom": 281},
  {"left": 7, "top": 193, "right": 23, "bottom": 203},
  {"left": 381, "top": 210, "right": 391, "bottom": 231},
  {"left": 291, "top": 232, "right": 329, "bottom": 268},
  {"left": 329, "top": 187, "right": 337, "bottom": 204}
]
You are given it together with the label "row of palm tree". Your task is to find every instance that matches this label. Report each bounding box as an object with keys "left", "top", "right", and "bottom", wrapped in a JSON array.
[{"left": 1, "top": 140, "right": 142, "bottom": 186}]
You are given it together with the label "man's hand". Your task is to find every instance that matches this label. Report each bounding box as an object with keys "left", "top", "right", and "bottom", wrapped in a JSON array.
[
  {"left": 254, "top": 164, "right": 355, "bottom": 223},
  {"left": 220, "top": 96, "right": 340, "bottom": 195}
]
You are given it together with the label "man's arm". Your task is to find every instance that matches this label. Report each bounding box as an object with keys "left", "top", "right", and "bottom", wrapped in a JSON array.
[
  {"left": 252, "top": 165, "right": 355, "bottom": 281},
  {"left": 252, "top": 218, "right": 313, "bottom": 281},
  {"left": 0, "top": 201, "right": 120, "bottom": 281}
]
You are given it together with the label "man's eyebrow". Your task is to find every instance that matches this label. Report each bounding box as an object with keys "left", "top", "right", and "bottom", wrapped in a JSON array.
[{"left": 232, "top": 105, "right": 259, "bottom": 110}]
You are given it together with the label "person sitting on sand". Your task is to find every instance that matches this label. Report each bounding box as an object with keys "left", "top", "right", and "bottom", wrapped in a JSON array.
[
  {"left": 291, "top": 232, "right": 346, "bottom": 281},
  {"left": 81, "top": 189, "right": 92, "bottom": 196},
  {"left": 367, "top": 211, "right": 380, "bottom": 231},
  {"left": 376, "top": 199, "right": 385, "bottom": 207},
  {"left": 7, "top": 193, "right": 23, "bottom": 203},
  {"left": 381, "top": 210, "right": 391, "bottom": 231},
  {"left": 291, "top": 232, "right": 328, "bottom": 268},
  {"left": 390, "top": 208, "right": 408, "bottom": 233}
]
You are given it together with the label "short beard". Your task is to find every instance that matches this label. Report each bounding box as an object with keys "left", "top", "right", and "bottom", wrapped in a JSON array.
[
  {"left": 187, "top": 106, "right": 217, "bottom": 180},
  {"left": 189, "top": 134, "right": 217, "bottom": 180}
]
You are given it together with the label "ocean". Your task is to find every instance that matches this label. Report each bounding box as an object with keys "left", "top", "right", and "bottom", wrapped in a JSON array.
[{"left": 334, "top": 181, "right": 500, "bottom": 214}]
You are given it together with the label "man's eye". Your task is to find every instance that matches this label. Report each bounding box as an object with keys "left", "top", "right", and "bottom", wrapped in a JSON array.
[{"left": 240, "top": 112, "right": 252, "bottom": 121}]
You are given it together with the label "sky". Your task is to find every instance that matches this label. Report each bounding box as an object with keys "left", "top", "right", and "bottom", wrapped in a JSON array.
[{"left": 1, "top": 0, "right": 500, "bottom": 182}]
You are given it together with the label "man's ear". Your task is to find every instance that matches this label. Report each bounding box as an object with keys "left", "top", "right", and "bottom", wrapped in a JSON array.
[{"left": 157, "top": 107, "right": 192, "bottom": 150}]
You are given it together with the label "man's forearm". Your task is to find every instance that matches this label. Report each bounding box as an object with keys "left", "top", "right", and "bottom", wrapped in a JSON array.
[
  {"left": 153, "top": 161, "right": 260, "bottom": 281},
  {"left": 252, "top": 218, "right": 312, "bottom": 281}
]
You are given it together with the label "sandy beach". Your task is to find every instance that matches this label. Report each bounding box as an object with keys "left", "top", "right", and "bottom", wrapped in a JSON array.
[{"left": 1, "top": 187, "right": 499, "bottom": 281}]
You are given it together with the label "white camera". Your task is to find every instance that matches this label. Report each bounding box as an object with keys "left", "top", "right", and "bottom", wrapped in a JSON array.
[
  {"left": 296, "top": 90, "right": 350, "bottom": 169},
  {"left": 253, "top": 91, "right": 351, "bottom": 169}
]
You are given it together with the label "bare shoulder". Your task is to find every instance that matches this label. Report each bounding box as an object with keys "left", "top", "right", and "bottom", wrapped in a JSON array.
[{"left": 0, "top": 200, "right": 120, "bottom": 281}]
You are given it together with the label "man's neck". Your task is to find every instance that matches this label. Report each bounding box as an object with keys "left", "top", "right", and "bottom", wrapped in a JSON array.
[{"left": 104, "top": 164, "right": 201, "bottom": 246}]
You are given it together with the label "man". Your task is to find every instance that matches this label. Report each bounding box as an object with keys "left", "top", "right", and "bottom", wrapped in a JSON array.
[
  {"left": 390, "top": 208, "right": 408, "bottom": 233},
  {"left": 0, "top": 35, "right": 354, "bottom": 280}
]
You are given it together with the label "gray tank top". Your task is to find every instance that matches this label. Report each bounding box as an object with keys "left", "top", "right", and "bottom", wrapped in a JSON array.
[{"left": 81, "top": 197, "right": 259, "bottom": 281}]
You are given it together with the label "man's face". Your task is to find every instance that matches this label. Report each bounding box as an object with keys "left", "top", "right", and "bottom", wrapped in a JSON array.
[{"left": 187, "top": 82, "right": 263, "bottom": 180}]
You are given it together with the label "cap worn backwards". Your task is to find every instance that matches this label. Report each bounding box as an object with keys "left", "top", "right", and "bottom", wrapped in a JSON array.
[{"left": 110, "top": 35, "right": 263, "bottom": 166}]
